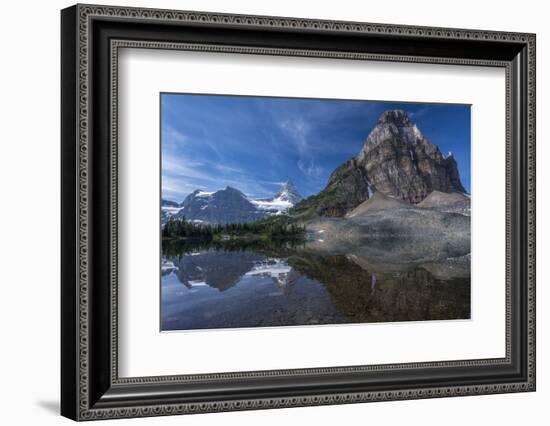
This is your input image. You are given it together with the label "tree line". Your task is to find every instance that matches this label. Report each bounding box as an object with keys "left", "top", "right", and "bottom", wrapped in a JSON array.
[{"left": 162, "top": 216, "right": 306, "bottom": 240}]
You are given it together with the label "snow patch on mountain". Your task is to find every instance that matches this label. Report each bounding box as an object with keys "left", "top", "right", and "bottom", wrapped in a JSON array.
[
  {"left": 163, "top": 205, "right": 183, "bottom": 215},
  {"left": 195, "top": 191, "right": 214, "bottom": 197},
  {"left": 251, "top": 181, "right": 303, "bottom": 214},
  {"left": 161, "top": 199, "right": 184, "bottom": 223},
  {"left": 251, "top": 198, "right": 293, "bottom": 214}
]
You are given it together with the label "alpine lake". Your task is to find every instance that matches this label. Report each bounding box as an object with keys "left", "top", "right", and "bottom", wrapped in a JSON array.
[{"left": 161, "top": 235, "right": 471, "bottom": 331}]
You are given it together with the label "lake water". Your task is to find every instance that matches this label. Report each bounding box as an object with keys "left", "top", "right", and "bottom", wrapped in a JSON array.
[{"left": 161, "top": 241, "right": 470, "bottom": 331}]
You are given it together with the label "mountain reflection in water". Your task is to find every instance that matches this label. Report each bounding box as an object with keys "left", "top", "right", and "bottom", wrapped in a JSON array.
[{"left": 161, "top": 241, "right": 470, "bottom": 331}]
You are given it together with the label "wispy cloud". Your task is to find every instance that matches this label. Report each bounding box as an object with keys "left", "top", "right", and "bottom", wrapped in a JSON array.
[
  {"left": 409, "top": 107, "right": 429, "bottom": 120},
  {"left": 162, "top": 155, "right": 209, "bottom": 181},
  {"left": 278, "top": 118, "right": 311, "bottom": 154},
  {"left": 213, "top": 164, "right": 245, "bottom": 174},
  {"left": 163, "top": 125, "right": 189, "bottom": 147},
  {"left": 162, "top": 176, "right": 201, "bottom": 202},
  {"left": 162, "top": 150, "right": 283, "bottom": 201},
  {"left": 297, "top": 159, "right": 324, "bottom": 178}
]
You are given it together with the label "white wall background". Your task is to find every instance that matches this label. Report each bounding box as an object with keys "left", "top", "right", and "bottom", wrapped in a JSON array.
[{"left": 0, "top": 0, "right": 546, "bottom": 424}]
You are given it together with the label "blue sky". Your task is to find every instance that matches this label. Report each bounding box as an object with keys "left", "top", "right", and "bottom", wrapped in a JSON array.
[{"left": 161, "top": 94, "right": 471, "bottom": 202}]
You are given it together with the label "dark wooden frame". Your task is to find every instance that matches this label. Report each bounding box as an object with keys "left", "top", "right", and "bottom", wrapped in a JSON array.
[{"left": 61, "top": 4, "right": 536, "bottom": 421}]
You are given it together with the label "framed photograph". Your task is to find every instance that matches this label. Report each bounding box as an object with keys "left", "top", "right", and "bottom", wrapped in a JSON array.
[{"left": 61, "top": 4, "right": 536, "bottom": 421}]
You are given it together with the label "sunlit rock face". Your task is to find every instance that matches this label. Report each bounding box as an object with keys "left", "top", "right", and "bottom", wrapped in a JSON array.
[{"left": 356, "top": 110, "right": 466, "bottom": 203}]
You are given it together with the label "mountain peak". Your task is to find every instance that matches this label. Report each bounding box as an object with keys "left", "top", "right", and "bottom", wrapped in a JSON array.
[
  {"left": 280, "top": 180, "right": 295, "bottom": 190},
  {"left": 248, "top": 181, "right": 303, "bottom": 215},
  {"left": 274, "top": 181, "right": 303, "bottom": 204},
  {"left": 175, "top": 186, "right": 263, "bottom": 225},
  {"left": 377, "top": 110, "right": 412, "bottom": 127},
  {"left": 355, "top": 109, "right": 465, "bottom": 203},
  {"left": 222, "top": 186, "right": 246, "bottom": 197}
]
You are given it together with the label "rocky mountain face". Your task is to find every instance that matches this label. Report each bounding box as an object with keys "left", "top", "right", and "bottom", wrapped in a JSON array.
[
  {"left": 317, "top": 159, "right": 371, "bottom": 216},
  {"left": 293, "top": 109, "right": 467, "bottom": 217},
  {"left": 357, "top": 110, "right": 465, "bottom": 203},
  {"left": 174, "top": 186, "right": 266, "bottom": 225},
  {"left": 291, "top": 159, "right": 370, "bottom": 218}
]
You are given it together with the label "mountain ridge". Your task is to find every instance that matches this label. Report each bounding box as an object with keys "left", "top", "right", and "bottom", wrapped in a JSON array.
[
  {"left": 163, "top": 182, "right": 304, "bottom": 225},
  {"left": 162, "top": 109, "right": 468, "bottom": 224}
]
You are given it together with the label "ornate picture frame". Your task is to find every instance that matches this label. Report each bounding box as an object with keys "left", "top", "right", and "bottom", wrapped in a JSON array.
[{"left": 61, "top": 4, "right": 535, "bottom": 421}]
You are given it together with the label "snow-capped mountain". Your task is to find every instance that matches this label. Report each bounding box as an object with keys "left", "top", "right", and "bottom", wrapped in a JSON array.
[
  {"left": 161, "top": 182, "right": 303, "bottom": 225},
  {"left": 274, "top": 181, "right": 303, "bottom": 204},
  {"left": 251, "top": 181, "right": 303, "bottom": 215},
  {"left": 173, "top": 186, "right": 265, "bottom": 225},
  {"left": 161, "top": 199, "right": 183, "bottom": 223}
]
